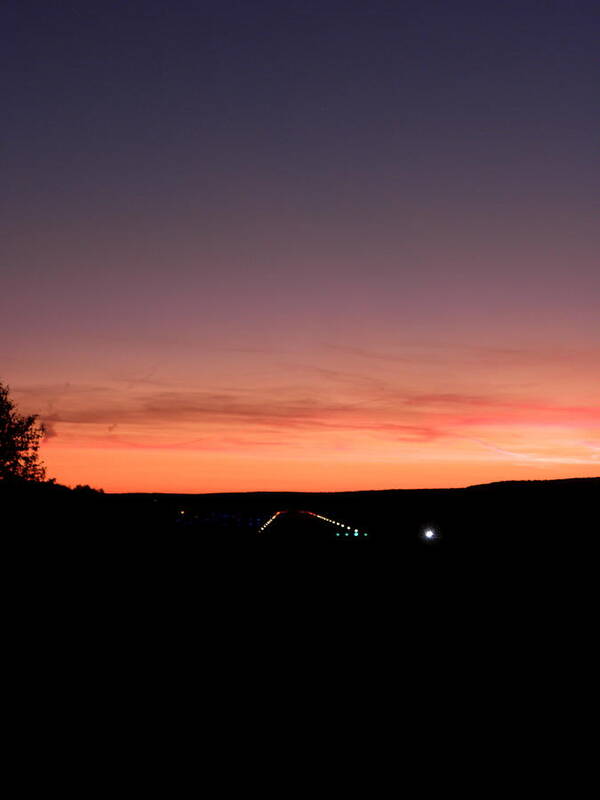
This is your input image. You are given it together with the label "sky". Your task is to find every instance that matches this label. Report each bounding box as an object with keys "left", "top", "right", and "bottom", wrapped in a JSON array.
[{"left": 2, "top": 0, "right": 599, "bottom": 492}]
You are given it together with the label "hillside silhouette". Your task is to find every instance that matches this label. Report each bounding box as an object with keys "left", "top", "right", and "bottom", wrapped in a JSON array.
[
  {"left": 5, "top": 475, "right": 597, "bottom": 635},
  {"left": 4, "top": 476, "right": 597, "bottom": 560}
]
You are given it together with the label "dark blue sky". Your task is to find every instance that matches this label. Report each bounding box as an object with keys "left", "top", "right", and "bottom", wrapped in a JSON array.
[
  {"left": 4, "top": 0, "right": 598, "bottom": 217},
  {"left": 3, "top": 0, "right": 598, "bottom": 327}
]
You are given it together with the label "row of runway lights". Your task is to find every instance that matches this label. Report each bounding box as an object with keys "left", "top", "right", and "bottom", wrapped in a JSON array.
[
  {"left": 257, "top": 510, "right": 366, "bottom": 536},
  {"left": 258, "top": 510, "right": 438, "bottom": 542},
  {"left": 305, "top": 511, "right": 368, "bottom": 537},
  {"left": 258, "top": 511, "right": 282, "bottom": 533}
]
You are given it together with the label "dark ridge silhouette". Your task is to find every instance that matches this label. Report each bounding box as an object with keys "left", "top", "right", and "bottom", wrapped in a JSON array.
[
  {"left": 5, "top": 476, "right": 597, "bottom": 632},
  {"left": 4, "top": 475, "right": 597, "bottom": 552}
]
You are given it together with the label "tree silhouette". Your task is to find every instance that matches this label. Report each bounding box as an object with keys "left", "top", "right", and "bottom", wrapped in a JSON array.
[{"left": 0, "top": 382, "right": 46, "bottom": 481}]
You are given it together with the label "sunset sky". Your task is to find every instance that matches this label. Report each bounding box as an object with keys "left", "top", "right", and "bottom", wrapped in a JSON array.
[{"left": 2, "top": 0, "right": 599, "bottom": 492}]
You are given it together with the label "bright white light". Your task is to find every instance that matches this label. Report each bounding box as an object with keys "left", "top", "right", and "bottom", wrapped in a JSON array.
[{"left": 424, "top": 529, "right": 435, "bottom": 539}]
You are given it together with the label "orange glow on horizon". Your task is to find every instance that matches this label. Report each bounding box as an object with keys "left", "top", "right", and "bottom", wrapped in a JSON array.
[
  {"left": 13, "top": 339, "right": 600, "bottom": 493},
  {"left": 41, "top": 444, "right": 599, "bottom": 494}
]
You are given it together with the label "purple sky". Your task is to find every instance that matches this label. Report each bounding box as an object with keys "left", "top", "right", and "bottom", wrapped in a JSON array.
[{"left": 2, "top": 1, "right": 599, "bottom": 491}]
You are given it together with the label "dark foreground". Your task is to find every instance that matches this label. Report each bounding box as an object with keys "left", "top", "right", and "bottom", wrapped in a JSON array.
[
  {"left": 4, "top": 477, "right": 598, "bottom": 573},
  {"left": 4, "top": 477, "right": 597, "bottom": 657}
]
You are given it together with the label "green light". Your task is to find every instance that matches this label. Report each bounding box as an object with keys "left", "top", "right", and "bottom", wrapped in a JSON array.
[{"left": 354, "top": 532, "right": 359, "bottom": 536}]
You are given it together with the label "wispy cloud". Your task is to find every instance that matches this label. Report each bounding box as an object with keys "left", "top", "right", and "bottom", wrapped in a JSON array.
[
  {"left": 467, "top": 438, "right": 600, "bottom": 465},
  {"left": 21, "top": 375, "right": 599, "bottom": 468},
  {"left": 29, "top": 382, "right": 600, "bottom": 428}
]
